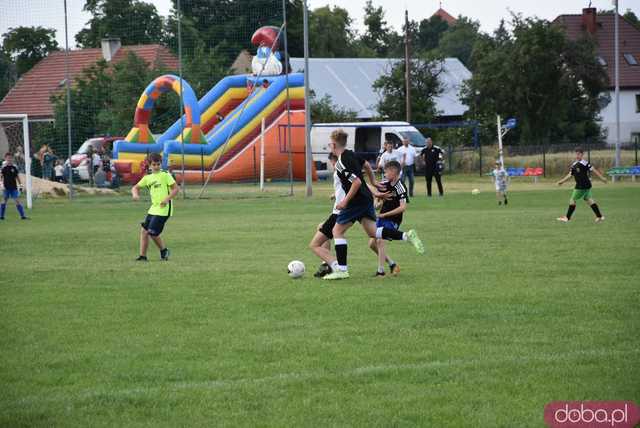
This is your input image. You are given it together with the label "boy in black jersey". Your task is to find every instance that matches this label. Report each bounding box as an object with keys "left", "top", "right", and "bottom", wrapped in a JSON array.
[
  {"left": 557, "top": 147, "right": 607, "bottom": 223},
  {"left": 1, "top": 152, "right": 28, "bottom": 220},
  {"left": 369, "top": 161, "right": 424, "bottom": 277},
  {"left": 322, "top": 130, "right": 378, "bottom": 280}
]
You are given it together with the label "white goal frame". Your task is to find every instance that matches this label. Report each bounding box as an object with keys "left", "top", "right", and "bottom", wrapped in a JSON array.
[{"left": 0, "top": 114, "right": 33, "bottom": 209}]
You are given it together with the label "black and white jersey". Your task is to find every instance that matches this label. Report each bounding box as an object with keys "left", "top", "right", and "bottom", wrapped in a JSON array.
[
  {"left": 421, "top": 145, "right": 444, "bottom": 171},
  {"left": 335, "top": 150, "right": 373, "bottom": 207},
  {"left": 380, "top": 179, "right": 408, "bottom": 224},
  {"left": 570, "top": 159, "right": 593, "bottom": 189}
]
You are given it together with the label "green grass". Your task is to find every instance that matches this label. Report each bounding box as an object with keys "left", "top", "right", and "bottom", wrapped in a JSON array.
[{"left": 1, "top": 179, "right": 639, "bottom": 427}]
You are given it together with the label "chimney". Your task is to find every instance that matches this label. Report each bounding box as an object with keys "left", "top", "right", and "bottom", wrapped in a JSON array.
[
  {"left": 582, "top": 8, "right": 597, "bottom": 34},
  {"left": 101, "top": 37, "right": 121, "bottom": 62}
]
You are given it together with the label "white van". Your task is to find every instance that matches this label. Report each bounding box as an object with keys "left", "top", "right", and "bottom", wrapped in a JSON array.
[{"left": 311, "top": 121, "right": 427, "bottom": 173}]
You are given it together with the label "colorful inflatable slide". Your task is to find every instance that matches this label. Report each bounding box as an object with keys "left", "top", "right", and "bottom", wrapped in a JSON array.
[{"left": 112, "top": 72, "right": 311, "bottom": 183}]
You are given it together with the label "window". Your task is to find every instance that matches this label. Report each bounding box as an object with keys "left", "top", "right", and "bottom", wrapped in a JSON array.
[
  {"left": 597, "top": 56, "right": 607, "bottom": 67},
  {"left": 624, "top": 53, "right": 639, "bottom": 66},
  {"left": 636, "top": 94, "right": 640, "bottom": 114}
]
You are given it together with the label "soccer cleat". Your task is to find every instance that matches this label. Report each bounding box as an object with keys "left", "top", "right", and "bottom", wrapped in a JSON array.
[
  {"left": 160, "top": 248, "right": 171, "bottom": 261},
  {"left": 389, "top": 263, "right": 400, "bottom": 276},
  {"left": 323, "top": 270, "right": 350, "bottom": 280},
  {"left": 313, "top": 263, "right": 332, "bottom": 278},
  {"left": 595, "top": 216, "right": 605, "bottom": 223},
  {"left": 556, "top": 216, "right": 570, "bottom": 223},
  {"left": 21, "top": 217, "right": 29, "bottom": 220},
  {"left": 374, "top": 271, "right": 386, "bottom": 278},
  {"left": 407, "top": 229, "right": 425, "bottom": 255},
  {"left": 136, "top": 256, "right": 148, "bottom": 262}
]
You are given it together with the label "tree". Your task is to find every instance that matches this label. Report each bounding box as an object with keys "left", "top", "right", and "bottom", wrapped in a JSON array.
[
  {"left": 373, "top": 56, "right": 443, "bottom": 123},
  {"left": 0, "top": 48, "right": 16, "bottom": 100},
  {"left": 75, "top": 0, "right": 165, "bottom": 48},
  {"left": 437, "top": 16, "right": 482, "bottom": 68},
  {"left": 461, "top": 15, "right": 608, "bottom": 144},
  {"left": 310, "top": 93, "right": 357, "bottom": 122},
  {"left": 50, "top": 52, "right": 179, "bottom": 151},
  {"left": 360, "top": 0, "right": 392, "bottom": 57},
  {"left": 2, "top": 26, "right": 58, "bottom": 76},
  {"left": 623, "top": 10, "right": 640, "bottom": 30},
  {"left": 416, "top": 15, "right": 449, "bottom": 54},
  {"left": 309, "top": 6, "right": 357, "bottom": 57}
]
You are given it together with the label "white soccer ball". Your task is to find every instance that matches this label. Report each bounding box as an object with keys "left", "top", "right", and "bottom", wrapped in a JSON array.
[
  {"left": 471, "top": 188, "right": 480, "bottom": 195},
  {"left": 287, "top": 260, "right": 305, "bottom": 278}
]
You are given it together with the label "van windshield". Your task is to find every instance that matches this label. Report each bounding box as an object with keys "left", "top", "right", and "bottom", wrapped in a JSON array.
[{"left": 399, "top": 131, "right": 426, "bottom": 147}]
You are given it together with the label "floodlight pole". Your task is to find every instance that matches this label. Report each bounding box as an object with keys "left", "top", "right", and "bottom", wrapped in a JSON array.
[
  {"left": 497, "top": 115, "right": 504, "bottom": 169},
  {"left": 614, "top": 0, "right": 621, "bottom": 167},
  {"left": 303, "top": 0, "right": 312, "bottom": 197},
  {"left": 283, "top": 0, "right": 293, "bottom": 196},
  {"left": 404, "top": 9, "right": 411, "bottom": 122},
  {"left": 63, "top": 0, "right": 74, "bottom": 199},
  {"left": 177, "top": 0, "right": 186, "bottom": 197}
]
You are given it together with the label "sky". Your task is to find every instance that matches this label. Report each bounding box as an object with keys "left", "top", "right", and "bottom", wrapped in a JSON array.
[{"left": 1, "top": 0, "right": 639, "bottom": 48}]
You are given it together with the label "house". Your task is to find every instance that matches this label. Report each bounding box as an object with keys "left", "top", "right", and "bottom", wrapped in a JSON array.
[
  {"left": 288, "top": 57, "right": 471, "bottom": 121},
  {"left": 554, "top": 8, "right": 640, "bottom": 144},
  {"left": 0, "top": 38, "right": 179, "bottom": 122}
]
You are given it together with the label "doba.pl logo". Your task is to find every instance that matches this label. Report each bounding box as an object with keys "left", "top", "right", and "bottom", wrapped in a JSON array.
[{"left": 544, "top": 401, "right": 640, "bottom": 428}]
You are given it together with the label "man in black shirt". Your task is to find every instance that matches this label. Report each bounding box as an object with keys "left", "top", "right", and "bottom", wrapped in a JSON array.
[
  {"left": 323, "top": 130, "right": 380, "bottom": 280},
  {"left": 556, "top": 147, "right": 607, "bottom": 222},
  {"left": 369, "top": 161, "right": 425, "bottom": 277},
  {"left": 1, "top": 152, "right": 28, "bottom": 220},
  {"left": 420, "top": 137, "right": 444, "bottom": 197}
]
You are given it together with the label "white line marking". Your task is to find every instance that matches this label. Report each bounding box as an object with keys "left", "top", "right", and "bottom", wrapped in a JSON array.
[{"left": 4, "top": 348, "right": 638, "bottom": 408}]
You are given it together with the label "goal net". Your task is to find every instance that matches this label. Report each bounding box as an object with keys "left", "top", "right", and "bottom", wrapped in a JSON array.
[{"left": 0, "top": 114, "right": 33, "bottom": 209}]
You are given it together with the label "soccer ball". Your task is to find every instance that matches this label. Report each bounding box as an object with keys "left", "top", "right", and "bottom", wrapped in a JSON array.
[
  {"left": 471, "top": 188, "right": 480, "bottom": 195},
  {"left": 287, "top": 260, "right": 305, "bottom": 278}
]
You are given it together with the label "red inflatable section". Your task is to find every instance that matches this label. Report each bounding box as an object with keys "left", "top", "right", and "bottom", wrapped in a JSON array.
[{"left": 172, "top": 110, "right": 315, "bottom": 183}]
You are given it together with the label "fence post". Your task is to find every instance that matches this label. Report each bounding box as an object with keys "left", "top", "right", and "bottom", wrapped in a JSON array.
[
  {"left": 635, "top": 138, "right": 638, "bottom": 166},
  {"left": 200, "top": 146, "right": 204, "bottom": 185},
  {"left": 542, "top": 143, "right": 546, "bottom": 178},
  {"left": 478, "top": 139, "right": 482, "bottom": 176},
  {"left": 448, "top": 144, "right": 453, "bottom": 175}
]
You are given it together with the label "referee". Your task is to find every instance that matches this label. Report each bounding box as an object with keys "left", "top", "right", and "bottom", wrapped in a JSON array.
[{"left": 420, "top": 138, "right": 444, "bottom": 197}]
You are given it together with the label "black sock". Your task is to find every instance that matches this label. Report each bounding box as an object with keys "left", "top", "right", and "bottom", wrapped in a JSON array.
[
  {"left": 591, "top": 203, "right": 602, "bottom": 218},
  {"left": 566, "top": 204, "right": 576, "bottom": 219},
  {"left": 382, "top": 227, "right": 404, "bottom": 241},
  {"left": 504, "top": 196, "right": 508, "bottom": 205},
  {"left": 335, "top": 239, "right": 348, "bottom": 268}
]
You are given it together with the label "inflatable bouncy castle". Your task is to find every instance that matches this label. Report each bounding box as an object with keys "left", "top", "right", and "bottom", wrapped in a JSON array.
[{"left": 112, "top": 26, "right": 314, "bottom": 183}]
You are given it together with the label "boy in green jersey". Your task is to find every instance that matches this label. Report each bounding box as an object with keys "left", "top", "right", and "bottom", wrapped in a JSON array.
[
  {"left": 131, "top": 153, "right": 179, "bottom": 261},
  {"left": 556, "top": 147, "right": 607, "bottom": 223}
]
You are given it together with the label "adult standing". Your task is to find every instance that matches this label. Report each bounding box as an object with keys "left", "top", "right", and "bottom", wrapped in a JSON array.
[
  {"left": 377, "top": 141, "right": 400, "bottom": 175},
  {"left": 420, "top": 137, "right": 444, "bottom": 197},
  {"left": 396, "top": 137, "right": 416, "bottom": 197}
]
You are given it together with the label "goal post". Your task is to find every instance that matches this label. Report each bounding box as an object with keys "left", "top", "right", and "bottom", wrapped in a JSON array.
[{"left": 0, "top": 114, "right": 33, "bottom": 209}]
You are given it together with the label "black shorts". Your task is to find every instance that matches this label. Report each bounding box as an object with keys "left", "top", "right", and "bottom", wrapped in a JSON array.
[
  {"left": 141, "top": 214, "right": 169, "bottom": 237},
  {"left": 318, "top": 213, "right": 338, "bottom": 239}
]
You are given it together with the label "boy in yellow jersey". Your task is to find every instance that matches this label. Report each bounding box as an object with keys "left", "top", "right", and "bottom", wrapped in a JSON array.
[{"left": 131, "top": 153, "right": 179, "bottom": 261}]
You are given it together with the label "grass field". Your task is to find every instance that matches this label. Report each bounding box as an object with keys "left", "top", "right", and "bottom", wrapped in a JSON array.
[{"left": 1, "top": 178, "right": 639, "bottom": 427}]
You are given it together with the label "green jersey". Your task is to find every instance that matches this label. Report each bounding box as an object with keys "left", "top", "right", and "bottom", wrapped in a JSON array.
[{"left": 136, "top": 171, "right": 176, "bottom": 216}]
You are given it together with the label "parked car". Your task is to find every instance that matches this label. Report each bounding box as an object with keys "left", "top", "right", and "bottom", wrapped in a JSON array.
[
  {"left": 70, "top": 136, "right": 121, "bottom": 181},
  {"left": 70, "top": 136, "right": 121, "bottom": 167},
  {"left": 311, "top": 122, "right": 427, "bottom": 175}
]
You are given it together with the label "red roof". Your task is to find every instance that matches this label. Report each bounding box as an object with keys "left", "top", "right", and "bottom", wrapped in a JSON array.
[
  {"left": 433, "top": 8, "right": 457, "bottom": 26},
  {"left": 554, "top": 12, "right": 640, "bottom": 89},
  {"left": 0, "top": 44, "right": 179, "bottom": 120}
]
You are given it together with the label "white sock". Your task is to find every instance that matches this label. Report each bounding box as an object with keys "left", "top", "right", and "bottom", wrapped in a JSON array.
[
  {"left": 330, "top": 261, "right": 340, "bottom": 272},
  {"left": 338, "top": 265, "right": 348, "bottom": 272},
  {"left": 378, "top": 266, "right": 385, "bottom": 274}
]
